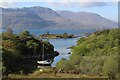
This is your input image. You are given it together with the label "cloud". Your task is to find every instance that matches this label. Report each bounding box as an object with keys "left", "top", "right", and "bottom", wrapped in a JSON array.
[
  {"left": 31, "top": 0, "right": 117, "bottom": 8},
  {"left": 0, "top": 0, "right": 118, "bottom": 8},
  {"left": 0, "top": 0, "right": 16, "bottom": 8},
  {"left": 39, "top": 0, "right": 119, "bottom": 2},
  {"left": 0, "top": 2, "right": 16, "bottom": 8},
  {"left": 46, "top": 2, "right": 107, "bottom": 8},
  {"left": 79, "top": 2, "right": 107, "bottom": 7},
  {"left": 44, "top": 0, "right": 118, "bottom": 8}
]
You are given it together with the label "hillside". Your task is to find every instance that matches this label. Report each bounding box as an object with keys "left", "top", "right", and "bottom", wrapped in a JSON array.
[
  {"left": 1, "top": 6, "right": 117, "bottom": 29},
  {"left": 56, "top": 29, "right": 119, "bottom": 78},
  {"left": 2, "top": 30, "right": 59, "bottom": 73}
]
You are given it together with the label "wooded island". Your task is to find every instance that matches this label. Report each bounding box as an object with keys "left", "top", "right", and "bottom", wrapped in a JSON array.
[{"left": 40, "top": 31, "right": 77, "bottom": 39}]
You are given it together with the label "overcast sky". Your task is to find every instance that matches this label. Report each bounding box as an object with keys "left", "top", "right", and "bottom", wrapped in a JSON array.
[{"left": 0, "top": 0, "right": 119, "bottom": 22}]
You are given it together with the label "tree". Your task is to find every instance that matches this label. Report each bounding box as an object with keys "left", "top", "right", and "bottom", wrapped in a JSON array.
[
  {"left": 6, "top": 27, "right": 13, "bottom": 35},
  {"left": 63, "top": 32, "right": 68, "bottom": 38},
  {"left": 56, "top": 58, "right": 74, "bottom": 72},
  {"left": 56, "top": 29, "right": 119, "bottom": 76},
  {"left": 2, "top": 48, "right": 21, "bottom": 73},
  {"left": 19, "top": 30, "right": 32, "bottom": 40},
  {"left": 69, "top": 54, "right": 81, "bottom": 65},
  {"left": 2, "top": 40, "right": 15, "bottom": 49},
  {"left": 15, "top": 43, "right": 29, "bottom": 56},
  {"left": 2, "top": 30, "right": 57, "bottom": 74},
  {"left": 46, "top": 31, "right": 50, "bottom": 35},
  {"left": 26, "top": 40, "right": 39, "bottom": 55},
  {"left": 103, "top": 56, "right": 118, "bottom": 79}
]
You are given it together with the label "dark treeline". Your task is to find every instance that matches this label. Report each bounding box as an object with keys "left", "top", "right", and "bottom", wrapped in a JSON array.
[{"left": 1, "top": 28, "right": 59, "bottom": 74}]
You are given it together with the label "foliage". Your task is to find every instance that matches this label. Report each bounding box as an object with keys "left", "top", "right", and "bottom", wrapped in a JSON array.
[
  {"left": 6, "top": 27, "right": 13, "bottom": 35},
  {"left": 40, "top": 32, "right": 76, "bottom": 39},
  {"left": 19, "top": 30, "right": 33, "bottom": 40},
  {"left": 2, "top": 30, "right": 56, "bottom": 73},
  {"left": 56, "top": 58, "right": 74, "bottom": 72},
  {"left": 103, "top": 56, "right": 118, "bottom": 77},
  {"left": 56, "top": 29, "right": 119, "bottom": 77},
  {"left": 62, "top": 33, "right": 68, "bottom": 38}
]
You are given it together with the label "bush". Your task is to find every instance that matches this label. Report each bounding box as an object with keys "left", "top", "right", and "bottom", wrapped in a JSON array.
[
  {"left": 103, "top": 56, "right": 118, "bottom": 78},
  {"left": 56, "top": 29, "right": 119, "bottom": 76},
  {"left": 56, "top": 58, "right": 74, "bottom": 72}
]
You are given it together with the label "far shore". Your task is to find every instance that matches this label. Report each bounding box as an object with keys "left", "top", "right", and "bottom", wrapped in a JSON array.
[{"left": 39, "top": 32, "right": 78, "bottom": 39}]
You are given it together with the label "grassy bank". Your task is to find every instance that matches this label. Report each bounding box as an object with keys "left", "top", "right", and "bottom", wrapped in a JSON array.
[{"left": 6, "top": 68, "right": 107, "bottom": 78}]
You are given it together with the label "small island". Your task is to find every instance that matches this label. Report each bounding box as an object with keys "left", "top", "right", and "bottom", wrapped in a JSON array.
[{"left": 40, "top": 31, "right": 77, "bottom": 39}]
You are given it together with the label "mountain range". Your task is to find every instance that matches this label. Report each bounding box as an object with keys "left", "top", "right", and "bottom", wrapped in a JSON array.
[{"left": 1, "top": 6, "right": 117, "bottom": 30}]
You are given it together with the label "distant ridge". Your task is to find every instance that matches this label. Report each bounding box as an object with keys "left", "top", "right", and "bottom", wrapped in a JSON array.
[
  {"left": 1, "top": 6, "right": 117, "bottom": 29},
  {"left": 57, "top": 10, "right": 117, "bottom": 29}
]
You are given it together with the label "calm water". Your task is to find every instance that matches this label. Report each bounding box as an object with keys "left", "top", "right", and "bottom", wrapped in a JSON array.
[
  {"left": 48, "top": 38, "right": 77, "bottom": 66},
  {"left": 1, "top": 29, "right": 96, "bottom": 66}
]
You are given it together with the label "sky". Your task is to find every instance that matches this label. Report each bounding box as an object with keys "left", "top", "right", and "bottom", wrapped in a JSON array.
[{"left": 0, "top": 0, "right": 119, "bottom": 22}]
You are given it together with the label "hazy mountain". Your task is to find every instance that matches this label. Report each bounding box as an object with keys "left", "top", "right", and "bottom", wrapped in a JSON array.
[
  {"left": 57, "top": 11, "right": 117, "bottom": 29},
  {"left": 22, "top": 6, "right": 61, "bottom": 21},
  {"left": 24, "top": 7, "right": 86, "bottom": 29},
  {"left": 1, "top": 6, "right": 117, "bottom": 29},
  {"left": 2, "top": 8, "right": 56, "bottom": 29}
]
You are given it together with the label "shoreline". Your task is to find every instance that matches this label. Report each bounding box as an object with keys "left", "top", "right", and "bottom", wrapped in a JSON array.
[{"left": 41, "top": 37, "right": 78, "bottom": 39}]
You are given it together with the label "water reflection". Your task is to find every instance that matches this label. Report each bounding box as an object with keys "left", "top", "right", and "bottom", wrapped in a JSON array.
[{"left": 45, "top": 38, "right": 77, "bottom": 66}]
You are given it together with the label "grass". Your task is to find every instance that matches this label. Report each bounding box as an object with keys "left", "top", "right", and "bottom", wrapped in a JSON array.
[
  {"left": 6, "top": 68, "right": 107, "bottom": 79},
  {"left": 8, "top": 73, "right": 103, "bottom": 78}
]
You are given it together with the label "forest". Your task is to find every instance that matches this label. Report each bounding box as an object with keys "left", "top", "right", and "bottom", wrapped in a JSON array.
[
  {"left": 1, "top": 28, "right": 59, "bottom": 74},
  {"left": 1, "top": 28, "right": 119, "bottom": 79},
  {"left": 56, "top": 29, "right": 119, "bottom": 78}
]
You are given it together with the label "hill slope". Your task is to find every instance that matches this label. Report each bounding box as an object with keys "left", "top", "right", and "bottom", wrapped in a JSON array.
[{"left": 56, "top": 29, "right": 119, "bottom": 77}]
